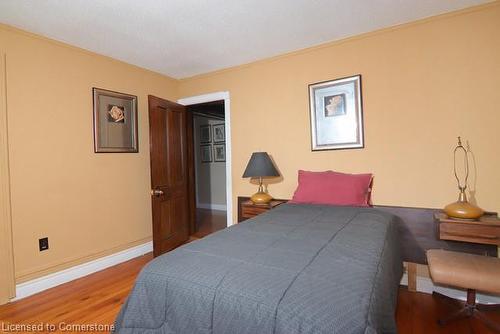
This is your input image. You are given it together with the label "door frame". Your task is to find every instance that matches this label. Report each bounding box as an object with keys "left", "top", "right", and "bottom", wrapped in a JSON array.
[
  {"left": 0, "top": 52, "right": 16, "bottom": 304},
  {"left": 177, "top": 92, "right": 233, "bottom": 227}
]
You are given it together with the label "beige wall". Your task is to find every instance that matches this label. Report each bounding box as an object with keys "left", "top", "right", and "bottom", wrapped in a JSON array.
[
  {"left": 179, "top": 3, "right": 500, "bottom": 223},
  {"left": 2, "top": 2, "right": 500, "bottom": 286},
  {"left": 0, "top": 24, "right": 178, "bottom": 282},
  {"left": 193, "top": 116, "right": 227, "bottom": 208},
  {"left": 0, "top": 51, "right": 16, "bottom": 302}
]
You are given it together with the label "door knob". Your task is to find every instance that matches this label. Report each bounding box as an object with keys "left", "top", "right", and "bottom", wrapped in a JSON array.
[{"left": 151, "top": 189, "right": 164, "bottom": 197}]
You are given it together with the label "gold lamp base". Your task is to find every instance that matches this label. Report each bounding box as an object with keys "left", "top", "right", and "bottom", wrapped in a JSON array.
[
  {"left": 444, "top": 190, "right": 483, "bottom": 220},
  {"left": 444, "top": 201, "right": 484, "bottom": 220},
  {"left": 444, "top": 137, "right": 484, "bottom": 220},
  {"left": 249, "top": 176, "right": 273, "bottom": 204},
  {"left": 250, "top": 191, "right": 273, "bottom": 205}
]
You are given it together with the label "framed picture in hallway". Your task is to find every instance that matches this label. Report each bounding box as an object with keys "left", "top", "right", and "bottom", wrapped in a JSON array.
[
  {"left": 309, "top": 75, "right": 364, "bottom": 151},
  {"left": 213, "top": 124, "right": 225, "bottom": 143},
  {"left": 92, "top": 87, "right": 138, "bottom": 153},
  {"left": 200, "top": 125, "right": 211, "bottom": 143},
  {"left": 200, "top": 144, "right": 212, "bottom": 163},
  {"left": 213, "top": 144, "right": 225, "bottom": 162}
]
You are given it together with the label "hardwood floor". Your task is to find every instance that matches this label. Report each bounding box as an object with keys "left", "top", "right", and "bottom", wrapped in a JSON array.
[
  {"left": 1, "top": 249, "right": 499, "bottom": 333},
  {"left": 396, "top": 288, "right": 500, "bottom": 334},
  {"left": 191, "top": 208, "right": 226, "bottom": 239},
  {"left": 0, "top": 253, "right": 152, "bottom": 333}
]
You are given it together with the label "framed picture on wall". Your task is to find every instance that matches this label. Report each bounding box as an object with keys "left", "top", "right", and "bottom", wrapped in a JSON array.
[
  {"left": 212, "top": 124, "right": 225, "bottom": 143},
  {"left": 309, "top": 75, "right": 364, "bottom": 151},
  {"left": 200, "top": 144, "right": 212, "bottom": 163},
  {"left": 213, "top": 144, "right": 225, "bottom": 162},
  {"left": 200, "top": 125, "right": 212, "bottom": 143},
  {"left": 92, "top": 88, "right": 138, "bottom": 153}
]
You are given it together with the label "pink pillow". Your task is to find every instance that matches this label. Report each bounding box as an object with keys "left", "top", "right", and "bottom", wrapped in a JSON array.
[{"left": 290, "top": 170, "right": 373, "bottom": 207}]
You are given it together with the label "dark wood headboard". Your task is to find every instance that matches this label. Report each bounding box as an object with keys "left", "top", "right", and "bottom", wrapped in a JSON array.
[
  {"left": 374, "top": 205, "right": 497, "bottom": 264},
  {"left": 237, "top": 197, "right": 497, "bottom": 264}
]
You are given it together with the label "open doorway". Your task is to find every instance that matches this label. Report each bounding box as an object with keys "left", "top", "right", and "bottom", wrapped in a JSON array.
[
  {"left": 178, "top": 92, "right": 233, "bottom": 232},
  {"left": 187, "top": 100, "right": 227, "bottom": 239},
  {"left": 148, "top": 92, "right": 232, "bottom": 256}
]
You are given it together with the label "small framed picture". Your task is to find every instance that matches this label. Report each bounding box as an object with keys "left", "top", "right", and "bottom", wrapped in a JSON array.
[
  {"left": 200, "top": 125, "right": 211, "bottom": 143},
  {"left": 324, "top": 93, "right": 346, "bottom": 117},
  {"left": 92, "top": 88, "right": 138, "bottom": 153},
  {"left": 212, "top": 124, "right": 225, "bottom": 143},
  {"left": 213, "top": 144, "right": 226, "bottom": 162},
  {"left": 309, "top": 75, "right": 364, "bottom": 151},
  {"left": 200, "top": 144, "right": 212, "bottom": 163}
]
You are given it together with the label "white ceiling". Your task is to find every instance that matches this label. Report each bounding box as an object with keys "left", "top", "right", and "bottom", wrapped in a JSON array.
[{"left": 0, "top": 0, "right": 491, "bottom": 79}]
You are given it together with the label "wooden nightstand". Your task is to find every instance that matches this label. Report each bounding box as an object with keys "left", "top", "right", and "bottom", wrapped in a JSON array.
[
  {"left": 237, "top": 196, "right": 287, "bottom": 223},
  {"left": 435, "top": 212, "right": 500, "bottom": 246}
]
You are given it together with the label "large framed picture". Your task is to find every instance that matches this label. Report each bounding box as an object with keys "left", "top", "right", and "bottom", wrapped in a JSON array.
[
  {"left": 309, "top": 75, "right": 364, "bottom": 151},
  {"left": 93, "top": 88, "right": 138, "bottom": 153},
  {"left": 213, "top": 144, "right": 225, "bottom": 162},
  {"left": 212, "top": 124, "right": 225, "bottom": 143},
  {"left": 200, "top": 144, "right": 212, "bottom": 163}
]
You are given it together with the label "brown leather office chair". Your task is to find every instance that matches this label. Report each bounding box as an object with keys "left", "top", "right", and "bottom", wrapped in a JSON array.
[{"left": 427, "top": 249, "right": 500, "bottom": 332}]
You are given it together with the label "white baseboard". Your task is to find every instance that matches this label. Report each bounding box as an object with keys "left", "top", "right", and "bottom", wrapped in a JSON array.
[
  {"left": 400, "top": 273, "right": 500, "bottom": 304},
  {"left": 14, "top": 242, "right": 499, "bottom": 304},
  {"left": 197, "top": 203, "right": 227, "bottom": 211},
  {"left": 14, "top": 241, "right": 153, "bottom": 301}
]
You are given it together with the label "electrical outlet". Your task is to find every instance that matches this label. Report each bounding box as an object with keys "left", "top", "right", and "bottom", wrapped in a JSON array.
[{"left": 39, "top": 237, "right": 49, "bottom": 251}]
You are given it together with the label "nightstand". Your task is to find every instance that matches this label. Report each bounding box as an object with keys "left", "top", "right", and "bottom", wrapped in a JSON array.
[
  {"left": 435, "top": 212, "right": 500, "bottom": 246},
  {"left": 237, "top": 196, "right": 287, "bottom": 223}
]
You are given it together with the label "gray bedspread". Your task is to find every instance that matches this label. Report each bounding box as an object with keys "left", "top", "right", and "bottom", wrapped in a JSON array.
[{"left": 114, "top": 204, "right": 403, "bottom": 334}]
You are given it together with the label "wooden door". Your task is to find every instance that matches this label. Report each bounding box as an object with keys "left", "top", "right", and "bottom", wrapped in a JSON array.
[
  {"left": 148, "top": 95, "right": 190, "bottom": 257},
  {"left": 0, "top": 52, "right": 15, "bottom": 304}
]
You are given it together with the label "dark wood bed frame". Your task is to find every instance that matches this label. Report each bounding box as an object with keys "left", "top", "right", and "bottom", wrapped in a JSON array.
[
  {"left": 375, "top": 205, "right": 497, "bottom": 263},
  {"left": 237, "top": 197, "right": 497, "bottom": 265}
]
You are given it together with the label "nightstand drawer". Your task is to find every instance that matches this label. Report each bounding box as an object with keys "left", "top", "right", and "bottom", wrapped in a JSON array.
[
  {"left": 439, "top": 222, "right": 500, "bottom": 245},
  {"left": 241, "top": 205, "right": 269, "bottom": 219},
  {"left": 238, "top": 197, "right": 288, "bottom": 222}
]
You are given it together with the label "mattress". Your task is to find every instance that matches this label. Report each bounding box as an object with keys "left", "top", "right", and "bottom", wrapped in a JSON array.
[{"left": 114, "top": 203, "right": 403, "bottom": 334}]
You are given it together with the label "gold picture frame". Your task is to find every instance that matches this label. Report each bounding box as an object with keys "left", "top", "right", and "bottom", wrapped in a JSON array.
[{"left": 93, "top": 88, "right": 138, "bottom": 153}]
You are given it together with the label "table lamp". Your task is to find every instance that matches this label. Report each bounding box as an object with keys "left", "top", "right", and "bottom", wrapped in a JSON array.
[
  {"left": 242, "top": 152, "right": 280, "bottom": 204},
  {"left": 443, "top": 137, "right": 483, "bottom": 219}
]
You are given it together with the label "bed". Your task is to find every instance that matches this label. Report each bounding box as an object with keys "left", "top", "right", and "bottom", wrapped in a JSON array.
[{"left": 114, "top": 203, "right": 403, "bottom": 334}]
